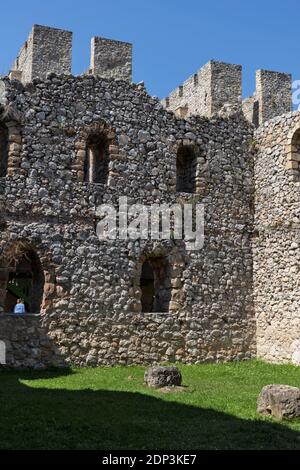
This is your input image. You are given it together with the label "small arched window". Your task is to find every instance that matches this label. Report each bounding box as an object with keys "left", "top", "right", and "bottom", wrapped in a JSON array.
[
  {"left": 84, "top": 133, "right": 109, "bottom": 184},
  {"left": 176, "top": 145, "right": 197, "bottom": 193},
  {"left": 0, "top": 123, "right": 8, "bottom": 178}
]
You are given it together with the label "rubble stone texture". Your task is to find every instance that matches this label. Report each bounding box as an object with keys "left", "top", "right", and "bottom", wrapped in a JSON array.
[
  {"left": 144, "top": 366, "right": 182, "bottom": 388},
  {"left": 257, "top": 384, "right": 300, "bottom": 420},
  {"left": 0, "top": 25, "right": 298, "bottom": 368}
]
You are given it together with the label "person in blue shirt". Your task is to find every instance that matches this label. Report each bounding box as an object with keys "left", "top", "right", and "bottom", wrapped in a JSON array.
[{"left": 14, "top": 299, "right": 26, "bottom": 315}]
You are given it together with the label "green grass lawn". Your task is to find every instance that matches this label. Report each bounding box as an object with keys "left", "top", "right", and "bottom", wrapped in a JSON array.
[{"left": 0, "top": 360, "right": 300, "bottom": 450}]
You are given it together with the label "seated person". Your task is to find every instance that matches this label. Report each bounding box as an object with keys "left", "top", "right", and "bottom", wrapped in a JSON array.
[{"left": 14, "top": 299, "right": 26, "bottom": 315}]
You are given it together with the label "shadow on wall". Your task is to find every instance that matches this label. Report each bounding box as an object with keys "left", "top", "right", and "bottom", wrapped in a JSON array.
[{"left": 0, "top": 368, "right": 299, "bottom": 450}]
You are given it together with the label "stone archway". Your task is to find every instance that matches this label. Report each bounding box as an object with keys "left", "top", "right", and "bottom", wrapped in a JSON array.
[{"left": 0, "top": 241, "right": 45, "bottom": 313}]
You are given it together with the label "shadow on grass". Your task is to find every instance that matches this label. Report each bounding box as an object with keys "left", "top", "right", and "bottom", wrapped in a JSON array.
[{"left": 0, "top": 368, "right": 299, "bottom": 450}]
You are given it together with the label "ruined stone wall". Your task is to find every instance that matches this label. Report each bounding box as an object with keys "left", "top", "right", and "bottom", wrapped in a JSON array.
[
  {"left": 254, "top": 112, "right": 300, "bottom": 365},
  {"left": 0, "top": 73, "right": 255, "bottom": 367}
]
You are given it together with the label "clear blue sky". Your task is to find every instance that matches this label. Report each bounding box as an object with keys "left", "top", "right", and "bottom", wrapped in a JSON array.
[{"left": 1, "top": 0, "right": 299, "bottom": 99}]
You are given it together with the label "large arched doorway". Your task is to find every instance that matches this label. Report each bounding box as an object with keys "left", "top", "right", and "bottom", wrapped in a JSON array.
[{"left": 2, "top": 242, "right": 44, "bottom": 313}]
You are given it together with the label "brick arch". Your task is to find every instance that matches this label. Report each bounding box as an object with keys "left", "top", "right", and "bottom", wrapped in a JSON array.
[
  {"left": 171, "top": 139, "right": 206, "bottom": 195},
  {"left": 286, "top": 124, "right": 300, "bottom": 181},
  {"left": 73, "top": 121, "right": 119, "bottom": 183}
]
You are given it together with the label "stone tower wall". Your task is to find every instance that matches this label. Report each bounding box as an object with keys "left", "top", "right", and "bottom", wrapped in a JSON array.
[{"left": 254, "top": 112, "right": 300, "bottom": 365}]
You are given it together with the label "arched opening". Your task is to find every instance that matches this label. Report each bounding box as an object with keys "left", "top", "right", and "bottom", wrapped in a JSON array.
[
  {"left": 176, "top": 145, "right": 197, "bottom": 193},
  {"left": 292, "top": 128, "right": 300, "bottom": 147},
  {"left": 291, "top": 129, "right": 300, "bottom": 171},
  {"left": 286, "top": 129, "right": 300, "bottom": 180},
  {"left": 0, "top": 123, "right": 8, "bottom": 178},
  {"left": 2, "top": 242, "right": 44, "bottom": 313},
  {"left": 140, "top": 257, "right": 171, "bottom": 313},
  {"left": 84, "top": 133, "right": 109, "bottom": 184}
]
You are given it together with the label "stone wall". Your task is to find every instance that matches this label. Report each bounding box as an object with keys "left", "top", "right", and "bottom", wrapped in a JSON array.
[
  {"left": 4, "top": 24, "right": 298, "bottom": 370},
  {"left": 0, "top": 312, "right": 255, "bottom": 369},
  {"left": 0, "top": 315, "right": 65, "bottom": 369},
  {"left": 254, "top": 111, "right": 300, "bottom": 365},
  {"left": 0, "top": 71, "right": 255, "bottom": 367}
]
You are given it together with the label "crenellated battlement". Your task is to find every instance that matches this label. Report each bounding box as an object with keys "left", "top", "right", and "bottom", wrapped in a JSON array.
[
  {"left": 8, "top": 25, "right": 292, "bottom": 126},
  {"left": 162, "top": 61, "right": 292, "bottom": 125},
  {"left": 10, "top": 24, "right": 132, "bottom": 84},
  {"left": 161, "top": 61, "right": 242, "bottom": 119}
]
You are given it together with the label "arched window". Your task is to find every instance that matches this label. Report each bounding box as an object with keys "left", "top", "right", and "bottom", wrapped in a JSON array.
[
  {"left": 84, "top": 133, "right": 109, "bottom": 184},
  {"left": 176, "top": 145, "right": 197, "bottom": 193},
  {"left": 2, "top": 242, "right": 44, "bottom": 313},
  {"left": 287, "top": 129, "right": 300, "bottom": 181},
  {"left": 140, "top": 257, "right": 171, "bottom": 313},
  {"left": 0, "top": 123, "right": 8, "bottom": 178}
]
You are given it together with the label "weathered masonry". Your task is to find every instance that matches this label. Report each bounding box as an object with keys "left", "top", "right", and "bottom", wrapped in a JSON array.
[{"left": 0, "top": 24, "right": 298, "bottom": 369}]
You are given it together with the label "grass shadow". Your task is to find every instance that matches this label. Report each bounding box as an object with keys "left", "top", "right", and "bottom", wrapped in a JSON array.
[{"left": 0, "top": 368, "right": 300, "bottom": 450}]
